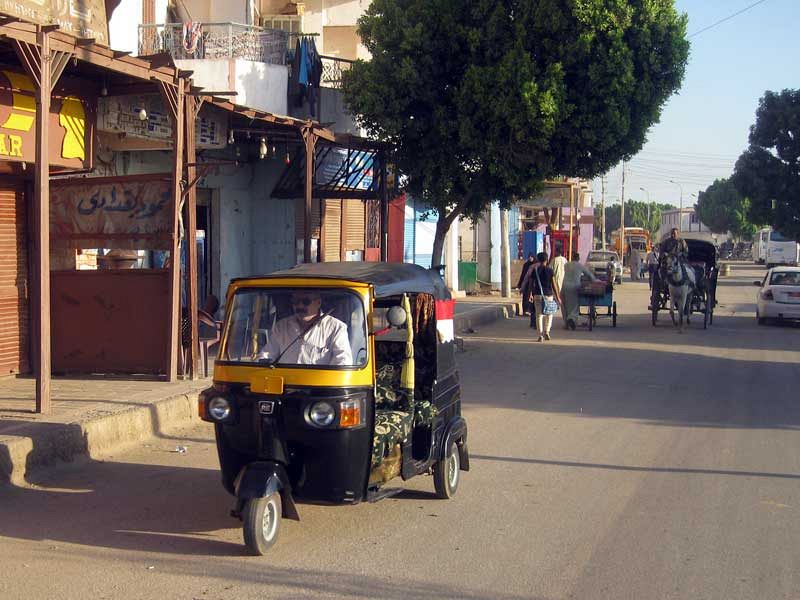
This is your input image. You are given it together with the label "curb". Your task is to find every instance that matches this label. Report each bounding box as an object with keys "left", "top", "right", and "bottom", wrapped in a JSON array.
[
  {"left": 0, "top": 390, "right": 202, "bottom": 486},
  {"left": 454, "top": 302, "right": 519, "bottom": 333}
]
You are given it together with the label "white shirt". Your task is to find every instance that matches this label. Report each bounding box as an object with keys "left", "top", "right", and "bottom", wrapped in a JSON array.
[
  {"left": 260, "top": 313, "right": 352, "bottom": 366},
  {"left": 550, "top": 255, "right": 568, "bottom": 289}
]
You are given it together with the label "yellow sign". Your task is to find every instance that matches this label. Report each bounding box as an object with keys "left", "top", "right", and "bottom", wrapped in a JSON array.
[{"left": 0, "top": 67, "right": 93, "bottom": 169}]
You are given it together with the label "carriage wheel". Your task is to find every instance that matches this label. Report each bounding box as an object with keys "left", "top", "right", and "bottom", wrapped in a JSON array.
[
  {"left": 588, "top": 305, "right": 595, "bottom": 331},
  {"left": 612, "top": 302, "right": 617, "bottom": 327},
  {"left": 651, "top": 308, "right": 658, "bottom": 326}
]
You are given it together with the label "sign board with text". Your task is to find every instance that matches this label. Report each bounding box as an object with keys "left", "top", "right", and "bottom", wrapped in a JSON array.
[{"left": 0, "top": 1, "right": 109, "bottom": 46}]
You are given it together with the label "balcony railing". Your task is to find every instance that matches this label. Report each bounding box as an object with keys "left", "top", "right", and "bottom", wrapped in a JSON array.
[
  {"left": 138, "top": 22, "right": 290, "bottom": 65},
  {"left": 320, "top": 55, "right": 355, "bottom": 89}
]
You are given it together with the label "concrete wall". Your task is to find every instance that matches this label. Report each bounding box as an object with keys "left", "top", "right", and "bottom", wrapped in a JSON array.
[
  {"left": 174, "top": 59, "right": 289, "bottom": 116},
  {"left": 108, "top": 0, "right": 143, "bottom": 55}
]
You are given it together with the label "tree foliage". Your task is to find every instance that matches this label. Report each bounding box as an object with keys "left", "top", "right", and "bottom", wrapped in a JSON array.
[
  {"left": 732, "top": 89, "right": 800, "bottom": 240},
  {"left": 342, "top": 0, "right": 690, "bottom": 264},
  {"left": 603, "top": 201, "right": 675, "bottom": 241},
  {"left": 696, "top": 178, "right": 759, "bottom": 241}
]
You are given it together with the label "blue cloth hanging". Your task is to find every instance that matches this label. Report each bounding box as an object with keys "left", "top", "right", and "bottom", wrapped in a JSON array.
[{"left": 299, "top": 38, "right": 310, "bottom": 86}]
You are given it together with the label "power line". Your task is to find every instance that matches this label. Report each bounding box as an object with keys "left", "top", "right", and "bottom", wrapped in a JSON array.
[{"left": 688, "top": 0, "right": 772, "bottom": 38}]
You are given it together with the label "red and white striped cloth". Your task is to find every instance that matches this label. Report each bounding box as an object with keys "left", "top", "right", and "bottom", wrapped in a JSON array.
[{"left": 435, "top": 299, "right": 455, "bottom": 343}]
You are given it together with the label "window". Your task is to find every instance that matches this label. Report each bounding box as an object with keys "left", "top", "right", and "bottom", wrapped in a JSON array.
[{"left": 220, "top": 288, "right": 368, "bottom": 368}]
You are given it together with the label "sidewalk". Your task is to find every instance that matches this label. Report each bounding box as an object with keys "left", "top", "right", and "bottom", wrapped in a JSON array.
[
  {"left": 0, "top": 296, "right": 518, "bottom": 486},
  {"left": 0, "top": 377, "right": 209, "bottom": 485}
]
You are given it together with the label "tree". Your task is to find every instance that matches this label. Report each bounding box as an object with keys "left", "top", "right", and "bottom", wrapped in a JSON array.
[
  {"left": 342, "top": 1, "right": 690, "bottom": 265},
  {"left": 696, "top": 178, "right": 759, "bottom": 241},
  {"left": 732, "top": 90, "right": 800, "bottom": 240},
  {"left": 604, "top": 201, "right": 675, "bottom": 241}
]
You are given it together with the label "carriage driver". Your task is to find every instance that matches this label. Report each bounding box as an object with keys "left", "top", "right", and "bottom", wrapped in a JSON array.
[{"left": 660, "top": 228, "right": 688, "bottom": 260}]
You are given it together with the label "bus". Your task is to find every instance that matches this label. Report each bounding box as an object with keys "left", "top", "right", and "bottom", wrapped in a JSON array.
[
  {"left": 765, "top": 229, "right": 800, "bottom": 268},
  {"left": 610, "top": 227, "right": 652, "bottom": 262}
]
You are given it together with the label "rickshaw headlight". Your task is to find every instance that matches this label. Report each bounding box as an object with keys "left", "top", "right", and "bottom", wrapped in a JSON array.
[
  {"left": 208, "top": 396, "right": 232, "bottom": 421},
  {"left": 309, "top": 401, "right": 336, "bottom": 427}
]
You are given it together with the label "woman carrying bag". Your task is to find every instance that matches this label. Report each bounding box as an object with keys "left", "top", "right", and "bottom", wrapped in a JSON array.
[{"left": 530, "top": 252, "right": 561, "bottom": 342}]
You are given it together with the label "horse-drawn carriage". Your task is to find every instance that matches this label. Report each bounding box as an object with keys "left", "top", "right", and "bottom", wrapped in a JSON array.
[{"left": 650, "top": 239, "right": 718, "bottom": 330}]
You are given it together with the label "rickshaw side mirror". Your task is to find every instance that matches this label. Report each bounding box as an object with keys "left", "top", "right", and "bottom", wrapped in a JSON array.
[
  {"left": 753, "top": 280, "right": 762, "bottom": 287},
  {"left": 386, "top": 305, "right": 407, "bottom": 327}
]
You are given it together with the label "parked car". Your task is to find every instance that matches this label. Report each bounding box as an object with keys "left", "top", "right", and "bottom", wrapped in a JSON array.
[
  {"left": 586, "top": 250, "right": 623, "bottom": 284},
  {"left": 754, "top": 267, "right": 800, "bottom": 325}
]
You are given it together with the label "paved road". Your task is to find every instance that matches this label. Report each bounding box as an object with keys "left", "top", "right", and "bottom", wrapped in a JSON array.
[{"left": 2, "top": 264, "right": 799, "bottom": 599}]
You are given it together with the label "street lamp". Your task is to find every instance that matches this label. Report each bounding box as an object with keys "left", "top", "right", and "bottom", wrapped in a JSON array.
[
  {"left": 689, "top": 192, "right": 698, "bottom": 232},
  {"left": 669, "top": 180, "right": 683, "bottom": 232},
  {"left": 639, "top": 186, "right": 652, "bottom": 225}
]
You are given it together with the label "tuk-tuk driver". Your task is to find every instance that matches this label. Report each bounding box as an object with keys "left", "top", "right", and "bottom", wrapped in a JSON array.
[{"left": 259, "top": 291, "right": 353, "bottom": 366}]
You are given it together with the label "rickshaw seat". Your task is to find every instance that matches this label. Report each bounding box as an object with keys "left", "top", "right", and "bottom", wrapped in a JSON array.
[{"left": 372, "top": 410, "right": 413, "bottom": 468}]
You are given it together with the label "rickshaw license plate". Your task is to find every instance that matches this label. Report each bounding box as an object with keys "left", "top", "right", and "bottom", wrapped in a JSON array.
[{"left": 259, "top": 401, "right": 275, "bottom": 415}]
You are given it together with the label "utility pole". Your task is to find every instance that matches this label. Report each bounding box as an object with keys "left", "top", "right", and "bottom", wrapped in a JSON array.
[
  {"left": 500, "top": 208, "right": 511, "bottom": 298},
  {"left": 620, "top": 162, "right": 626, "bottom": 265},
  {"left": 601, "top": 176, "right": 606, "bottom": 250}
]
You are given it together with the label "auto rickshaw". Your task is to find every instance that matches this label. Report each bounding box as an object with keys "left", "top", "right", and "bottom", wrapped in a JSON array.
[{"left": 199, "top": 262, "right": 469, "bottom": 555}]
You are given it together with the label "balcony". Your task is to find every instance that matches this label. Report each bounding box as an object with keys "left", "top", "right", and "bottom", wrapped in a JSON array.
[
  {"left": 138, "top": 22, "right": 291, "bottom": 116},
  {"left": 320, "top": 55, "right": 354, "bottom": 90},
  {"left": 138, "top": 22, "right": 289, "bottom": 64}
]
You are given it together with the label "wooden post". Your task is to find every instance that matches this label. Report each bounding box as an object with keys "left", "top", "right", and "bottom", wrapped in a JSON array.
[
  {"left": 33, "top": 30, "right": 52, "bottom": 413},
  {"left": 184, "top": 91, "right": 201, "bottom": 378},
  {"left": 14, "top": 28, "right": 71, "bottom": 413},
  {"left": 568, "top": 185, "right": 575, "bottom": 261},
  {"left": 302, "top": 127, "right": 317, "bottom": 263},
  {"left": 159, "top": 79, "right": 185, "bottom": 381}
]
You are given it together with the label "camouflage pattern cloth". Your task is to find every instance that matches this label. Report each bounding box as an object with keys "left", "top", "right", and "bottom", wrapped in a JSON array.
[
  {"left": 413, "top": 399, "right": 438, "bottom": 427},
  {"left": 371, "top": 410, "right": 412, "bottom": 467}
]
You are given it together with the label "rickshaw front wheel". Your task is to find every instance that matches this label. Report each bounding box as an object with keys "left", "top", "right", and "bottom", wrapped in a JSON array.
[
  {"left": 433, "top": 440, "right": 460, "bottom": 499},
  {"left": 243, "top": 492, "right": 282, "bottom": 556}
]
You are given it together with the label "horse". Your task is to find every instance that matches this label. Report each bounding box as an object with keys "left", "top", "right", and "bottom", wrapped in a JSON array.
[{"left": 662, "top": 254, "right": 696, "bottom": 333}]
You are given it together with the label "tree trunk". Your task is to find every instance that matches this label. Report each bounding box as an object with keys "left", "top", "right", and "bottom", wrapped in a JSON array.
[
  {"left": 431, "top": 218, "right": 448, "bottom": 269},
  {"left": 430, "top": 198, "right": 469, "bottom": 268}
]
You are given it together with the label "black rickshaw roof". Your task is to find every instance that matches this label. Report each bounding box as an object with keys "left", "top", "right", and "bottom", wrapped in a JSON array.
[
  {"left": 236, "top": 262, "right": 451, "bottom": 300},
  {"left": 686, "top": 239, "right": 718, "bottom": 266}
]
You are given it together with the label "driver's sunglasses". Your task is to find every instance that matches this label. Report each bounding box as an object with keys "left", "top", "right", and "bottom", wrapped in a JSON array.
[{"left": 291, "top": 297, "right": 315, "bottom": 306}]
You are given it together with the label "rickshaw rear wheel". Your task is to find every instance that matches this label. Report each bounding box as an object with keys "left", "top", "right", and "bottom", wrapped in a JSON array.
[
  {"left": 243, "top": 492, "right": 282, "bottom": 556},
  {"left": 433, "top": 440, "right": 460, "bottom": 499}
]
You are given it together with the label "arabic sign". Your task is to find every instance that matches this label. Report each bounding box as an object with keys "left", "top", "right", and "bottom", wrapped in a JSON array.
[
  {"left": 50, "top": 177, "right": 173, "bottom": 249},
  {"left": 98, "top": 96, "right": 226, "bottom": 149},
  {"left": 0, "top": 1, "right": 109, "bottom": 46},
  {"left": 0, "top": 68, "right": 95, "bottom": 170}
]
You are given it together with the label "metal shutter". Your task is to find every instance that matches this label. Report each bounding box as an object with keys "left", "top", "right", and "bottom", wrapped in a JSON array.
[
  {"left": 344, "top": 199, "right": 364, "bottom": 250},
  {"left": 295, "top": 198, "right": 321, "bottom": 240},
  {"left": 322, "top": 199, "right": 341, "bottom": 261},
  {"left": 0, "top": 183, "right": 29, "bottom": 375}
]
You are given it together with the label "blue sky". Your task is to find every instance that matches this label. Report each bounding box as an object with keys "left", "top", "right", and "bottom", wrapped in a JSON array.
[{"left": 593, "top": 0, "right": 800, "bottom": 209}]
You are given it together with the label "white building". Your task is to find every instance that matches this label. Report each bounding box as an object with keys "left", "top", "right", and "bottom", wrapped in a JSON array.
[{"left": 657, "top": 208, "right": 716, "bottom": 243}]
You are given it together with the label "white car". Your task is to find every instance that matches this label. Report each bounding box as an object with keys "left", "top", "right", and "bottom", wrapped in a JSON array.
[{"left": 754, "top": 267, "right": 800, "bottom": 325}]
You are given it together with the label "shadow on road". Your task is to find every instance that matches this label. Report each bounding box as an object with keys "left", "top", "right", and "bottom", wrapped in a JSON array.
[{"left": 471, "top": 455, "right": 800, "bottom": 480}]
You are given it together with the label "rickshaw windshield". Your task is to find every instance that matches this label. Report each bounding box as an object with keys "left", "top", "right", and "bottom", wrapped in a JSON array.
[{"left": 220, "top": 288, "right": 368, "bottom": 368}]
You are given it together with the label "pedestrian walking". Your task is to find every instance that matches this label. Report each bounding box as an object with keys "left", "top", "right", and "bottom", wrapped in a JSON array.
[
  {"left": 529, "top": 252, "right": 561, "bottom": 342},
  {"left": 630, "top": 248, "right": 641, "bottom": 281},
  {"left": 562, "top": 253, "right": 597, "bottom": 330},
  {"left": 549, "top": 248, "right": 568, "bottom": 324},
  {"left": 516, "top": 253, "right": 536, "bottom": 316}
]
